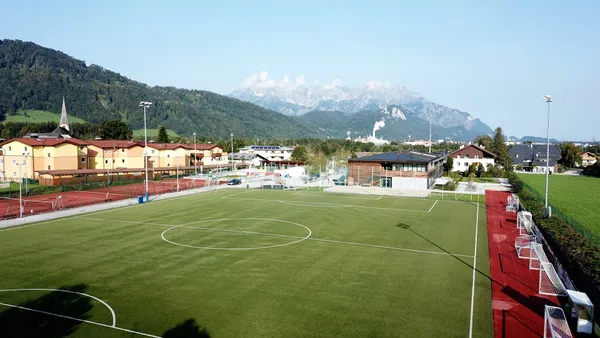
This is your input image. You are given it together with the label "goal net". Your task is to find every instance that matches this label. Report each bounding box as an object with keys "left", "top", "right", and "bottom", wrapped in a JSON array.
[
  {"left": 515, "top": 235, "right": 536, "bottom": 259},
  {"left": 544, "top": 305, "right": 573, "bottom": 338},
  {"left": 539, "top": 262, "right": 567, "bottom": 296},
  {"left": 529, "top": 243, "right": 550, "bottom": 270},
  {"left": 505, "top": 194, "right": 519, "bottom": 213},
  {"left": 517, "top": 211, "right": 533, "bottom": 229}
]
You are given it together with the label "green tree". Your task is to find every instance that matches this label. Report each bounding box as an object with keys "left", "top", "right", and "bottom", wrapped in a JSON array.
[
  {"left": 476, "top": 163, "right": 485, "bottom": 178},
  {"left": 559, "top": 142, "right": 582, "bottom": 168},
  {"left": 444, "top": 156, "right": 454, "bottom": 173},
  {"left": 473, "top": 135, "right": 493, "bottom": 149},
  {"left": 157, "top": 125, "right": 169, "bottom": 143},
  {"left": 291, "top": 146, "right": 309, "bottom": 162},
  {"left": 491, "top": 127, "right": 512, "bottom": 170},
  {"left": 98, "top": 120, "right": 133, "bottom": 140}
]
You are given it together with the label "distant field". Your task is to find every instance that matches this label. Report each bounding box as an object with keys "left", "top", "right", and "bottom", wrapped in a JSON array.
[
  {"left": 518, "top": 173, "right": 600, "bottom": 235},
  {"left": 2, "top": 110, "right": 86, "bottom": 124},
  {"left": 133, "top": 129, "right": 179, "bottom": 138}
]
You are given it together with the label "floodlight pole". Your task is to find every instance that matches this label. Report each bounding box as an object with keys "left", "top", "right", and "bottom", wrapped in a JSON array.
[
  {"left": 230, "top": 133, "right": 234, "bottom": 174},
  {"left": 428, "top": 120, "right": 432, "bottom": 153},
  {"left": 139, "top": 101, "right": 152, "bottom": 202},
  {"left": 544, "top": 96, "right": 552, "bottom": 214},
  {"left": 193, "top": 132, "right": 197, "bottom": 175},
  {"left": 23, "top": 152, "right": 29, "bottom": 194},
  {"left": 18, "top": 163, "right": 22, "bottom": 218}
]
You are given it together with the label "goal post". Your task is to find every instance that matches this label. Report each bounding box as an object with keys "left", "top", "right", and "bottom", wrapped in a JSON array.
[
  {"left": 515, "top": 235, "right": 536, "bottom": 259},
  {"left": 529, "top": 242, "right": 550, "bottom": 270},
  {"left": 539, "top": 262, "right": 567, "bottom": 297},
  {"left": 544, "top": 305, "right": 573, "bottom": 338}
]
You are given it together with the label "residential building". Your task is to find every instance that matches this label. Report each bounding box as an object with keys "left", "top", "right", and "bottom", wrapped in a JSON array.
[
  {"left": 185, "top": 144, "right": 228, "bottom": 167},
  {"left": 0, "top": 138, "right": 89, "bottom": 180},
  {"left": 448, "top": 144, "right": 496, "bottom": 172},
  {"left": 87, "top": 140, "right": 144, "bottom": 170},
  {"left": 348, "top": 151, "right": 445, "bottom": 190},
  {"left": 509, "top": 144, "right": 561, "bottom": 173},
  {"left": 238, "top": 145, "right": 293, "bottom": 161},
  {"left": 580, "top": 152, "right": 598, "bottom": 167}
]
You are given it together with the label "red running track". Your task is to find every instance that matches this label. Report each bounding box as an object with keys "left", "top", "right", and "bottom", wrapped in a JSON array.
[{"left": 485, "top": 190, "right": 560, "bottom": 338}]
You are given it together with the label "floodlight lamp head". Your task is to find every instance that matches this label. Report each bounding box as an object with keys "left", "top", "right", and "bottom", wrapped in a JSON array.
[{"left": 544, "top": 95, "right": 553, "bottom": 103}]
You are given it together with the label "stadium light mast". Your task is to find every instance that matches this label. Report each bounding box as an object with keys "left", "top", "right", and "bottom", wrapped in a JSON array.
[
  {"left": 230, "top": 133, "right": 234, "bottom": 173},
  {"left": 543, "top": 95, "right": 552, "bottom": 215},
  {"left": 428, "top": 120, "right": 432, "bottom": 153},
  {"left": 139, "top": 101, "right": 152, "bottom": 202}
]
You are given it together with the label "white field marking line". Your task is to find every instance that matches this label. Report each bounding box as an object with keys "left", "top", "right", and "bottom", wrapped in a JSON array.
[
  {"left": 428, "top": 200, "right": 439, "bottom": 213},
  {"left": 0, "top": 188, "right": 230, "bottom": 233},
  {"left": 0, "top": 302, "right": 159, "bottom": 337},
  {"left": 222, "top": 196, "right": 429, "bottom": 213},
  {"left": 0, "top": 288, "right": 116, "bottom": 327},
  {"left": 160, "top": 217, "right": 312, "bottom": 251},
  {"left": 223, "top": 189, "right": 254, "bottom": 198},
  {"left": 76, "top": 217, "right": 473, "bottom": 258},
  {"left": 468, "top": 202, "right": 480, "bottom": 338},
  {"left": 376, "top": 196, "right": 383, "bottom": 200},
  {"left": 290, "top": 191, "right": 381, "bottom": 201}
]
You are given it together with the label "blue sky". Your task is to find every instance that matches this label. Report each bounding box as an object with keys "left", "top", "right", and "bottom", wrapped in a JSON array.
[{"left": 1, "top": 0, "right": 598, "bottom": 140}]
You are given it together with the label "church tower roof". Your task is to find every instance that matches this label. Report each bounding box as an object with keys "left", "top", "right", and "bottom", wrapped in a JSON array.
[{"left": 59, "top": 96, "right": 70, "bottom": 132}]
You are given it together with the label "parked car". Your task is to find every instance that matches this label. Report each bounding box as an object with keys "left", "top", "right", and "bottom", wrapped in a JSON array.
[{"left": 227, "top": 179, "right": 242, "bottom": 185}]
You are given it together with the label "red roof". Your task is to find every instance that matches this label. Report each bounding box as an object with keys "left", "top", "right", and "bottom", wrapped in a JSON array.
[
  {"left": 181, "top": 143, "right": 221, "bottom": 151},
  {"left": 0, "top": 138, "right": 89, "bottom": 147},
  {"left": 88, "top": 140, "right": 141, "bottom": 149},
  {"left": 145, "top": 142, "right": 186, "bottom": 150},
  {"left": 449, "top": 144, "right": 497, "bottom": 158}
]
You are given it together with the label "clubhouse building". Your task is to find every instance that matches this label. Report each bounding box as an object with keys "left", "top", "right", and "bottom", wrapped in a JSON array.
[{"left": 348, "top": 151, "right": 445, "bottom": 190}]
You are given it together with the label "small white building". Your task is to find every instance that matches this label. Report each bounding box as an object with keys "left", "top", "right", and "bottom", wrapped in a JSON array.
[
  {"left": 238, "top": 145, "right": 294, "bottom": 161},
  {"left": 448, "top": 144, "right": 497, "bottom": 172}
]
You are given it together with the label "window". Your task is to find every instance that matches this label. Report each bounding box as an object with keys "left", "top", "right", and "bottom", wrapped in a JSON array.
[
  {"left": 8, "top": 146, "right": 11, "bottom": 151},
  {"left": 167, "top": 154, "right": 170, "bottom": 158},
  {"left": 474, "top": 155, "right": 479, "bottom": 159},
  {"left": 465, "top": 154, "right": 469, "bottom": 158},
  {"left": 12, "top": 171, "right": 16, "bottom": 177},
  {"left": 151, "top": 150, "right": 155, "bottom": 154},
  {"left": 47, "top": 166, "right": 51, "bottom": 170},
  {"left": 105, "top": 160, "right": 109, "bottom": 164},
  {"left": 121, "top": 149, "right": 125, "bottom": 153},
  {"left": 79, "top": 146, "right": 84, "bottom": 150},
  {"left": 47, "top": 153, "right": 51, "bottom": 158},
  {"left": 81, "top": 158, "right": 86, "bottom": 163},
  {"left": 112, "top": 159, "right": 115, "bottom": 163},
  {"left": 122, "top": 159, "right": 125, "bottom": 163},
  {"left": 24, "top": 146, "right": 28, "bottom": 152},
  {"left": 464, "top": 162, "right": 468, "bottom": 166}
]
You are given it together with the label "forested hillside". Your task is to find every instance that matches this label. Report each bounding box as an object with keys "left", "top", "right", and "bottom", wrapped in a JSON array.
[{"left": 0, "top": 39, "right": 317, "bottom": 138}]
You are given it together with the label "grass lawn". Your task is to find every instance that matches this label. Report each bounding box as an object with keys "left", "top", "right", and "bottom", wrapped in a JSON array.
[
  {"left": 0, "top": 189, "right": 492, "bottom": 337},
  {"left": 2, "top": 110, "right": 87, "bottom": 124},
  {"left": 133, "top": 129, "right": 179, "bottom": 138},
  {"left": 0, "top": 182, "right": 39, "bottom": 194},
  {"left": 518, "top": 173, "right": 600, "bottom": 236}
]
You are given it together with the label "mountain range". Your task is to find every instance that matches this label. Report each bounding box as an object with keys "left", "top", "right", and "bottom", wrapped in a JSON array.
[
  {"left": 0, "top": 39, "right": 494, "bottom": 141},
  {"left": 230, "top": 72, "right": 494, "bottom": 139}
]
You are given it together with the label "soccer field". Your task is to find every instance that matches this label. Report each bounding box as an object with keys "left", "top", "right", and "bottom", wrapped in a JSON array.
[{"left": 0, "top": 189, "right": 493, "bottom": 337}]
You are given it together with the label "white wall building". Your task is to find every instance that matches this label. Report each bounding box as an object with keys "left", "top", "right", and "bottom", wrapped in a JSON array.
[
  {"left": 238, "top": 145, "right": 294, "bottom": 161},
  {"left": 448, "top": 144, "right": 497, "bottom": 172}
]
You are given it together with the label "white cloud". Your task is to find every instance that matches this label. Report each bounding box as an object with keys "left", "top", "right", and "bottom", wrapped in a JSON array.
[
  {"left": 259, "top": 71, "right": 268, "bottom": 81},
  {"left": 283, "top": 75, "right": 289, "bottom": 84},
  {"left": 295, "top": 75, "right": 305, "bottom": 86}
]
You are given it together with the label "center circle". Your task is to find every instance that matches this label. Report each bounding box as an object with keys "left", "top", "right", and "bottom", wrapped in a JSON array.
[{"left": 161, "top": 218, "right": 312, "bottom": 251}]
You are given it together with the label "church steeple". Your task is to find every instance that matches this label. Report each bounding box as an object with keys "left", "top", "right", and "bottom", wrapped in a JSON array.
[{"left": 59, "top": 96, "right": 70, "bottom": 131}]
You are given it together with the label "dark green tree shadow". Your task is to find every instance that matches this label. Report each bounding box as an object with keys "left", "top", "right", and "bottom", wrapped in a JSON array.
[
  {"left": 0, "top": 284, "right": 92, "bottom": 338},
  {"left": 162, "top": 318, "right": 210, "bottom": 338}
]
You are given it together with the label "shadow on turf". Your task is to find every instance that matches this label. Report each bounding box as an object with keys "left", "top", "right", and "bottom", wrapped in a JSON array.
[
  {"left": 162, "top": 318, "right": 210, "bottom": 338},
  {"left": 0, "top": 284, "right": 92, "bottom": 338}
]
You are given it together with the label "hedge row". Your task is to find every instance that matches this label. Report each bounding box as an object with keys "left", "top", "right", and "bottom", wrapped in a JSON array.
[{"left": 508, "top": 172, "right": 600, "bottom": 321}]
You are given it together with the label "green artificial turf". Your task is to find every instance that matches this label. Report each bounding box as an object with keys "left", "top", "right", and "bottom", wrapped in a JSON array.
[
  {"left": 518, "top": 173, "right": 600, "bottom": 236},
  {"left": 0, "top": 189, "right": 492, "bottom": 337}
]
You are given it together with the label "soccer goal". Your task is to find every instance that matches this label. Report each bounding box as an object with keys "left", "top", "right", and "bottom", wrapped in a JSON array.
[
  {"left": 506, "top": 194, "right": 519, "bottom": 213},
  {"left": 529, "top": 242, "right": 550, "bottom": 270},
  {"left": 544, "top": 305, "right": 573, "bottom": 338},
  {"left": 515, "top": 235, "right": 536, "bottom": 259},
  {"left": 517, "top": 211, "right": 533, "bottom": 229},
  {"left": 539, "top": 262, "right": 567, "bottom": 296}
]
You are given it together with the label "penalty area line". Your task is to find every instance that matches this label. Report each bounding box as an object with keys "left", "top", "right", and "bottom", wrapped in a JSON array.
[
  {"left": 428, "top": 200, "right": 439, "bottom": 213},
  {"left": 0, "top": 302, "right": 160, "bottom": 337}
]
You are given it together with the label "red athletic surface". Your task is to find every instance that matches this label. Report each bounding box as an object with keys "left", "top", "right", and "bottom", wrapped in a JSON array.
[
  {"left": 485, "top": 190, "right": 560, "bottom": 338},
  {"left": 0, "top": 178, "right": 226, "bottom": 220}
]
